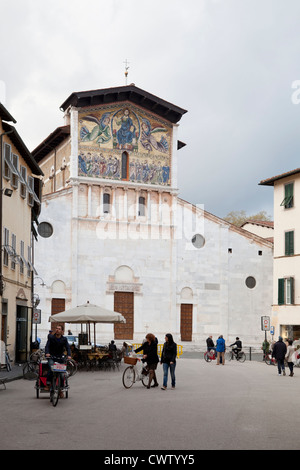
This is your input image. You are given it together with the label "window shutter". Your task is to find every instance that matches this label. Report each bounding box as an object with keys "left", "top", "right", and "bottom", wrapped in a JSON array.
[
  {"left": 278, "top": 278, "right": 285, "bottom": 305},
  {"left": 285, "top": 231, "right": 294, "bottom": 256},
  {"left": 290, "top": 277, "right": 294, "bottom": 305},
  {"left": 285, "top": 183, "right": 294, "bottom": 208}
]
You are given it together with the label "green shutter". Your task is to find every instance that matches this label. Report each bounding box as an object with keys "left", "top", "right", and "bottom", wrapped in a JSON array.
[
  {"left": 280, "top": 183, "right": 294, "bottom": 208},
  {"left": 290, "top": 277, "right": 294, "bottom": 305},
  {"left": 285, "top": 231, "right": 294, "bottom": 255},
  {"left": 278, "top": 278, "right": 285, "bottom": 305}
]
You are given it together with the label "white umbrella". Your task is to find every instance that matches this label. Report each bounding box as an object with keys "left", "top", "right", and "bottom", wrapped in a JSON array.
[{"left": 48, "top": 301, "right": 126, "bottom": 347}]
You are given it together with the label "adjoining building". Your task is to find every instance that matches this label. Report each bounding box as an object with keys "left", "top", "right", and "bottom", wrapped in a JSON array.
[
  {"left": 0, "top": 103, "right": 43, "bottom": 363},
  {"left": 240, "top": 220, "right": 274, "bottom": 243},
  {"left": 260, "top": 168, "right": 300, "bottom": 340},
  {"left": 32, "top": 85, "right": 273, "bottom": 347}
]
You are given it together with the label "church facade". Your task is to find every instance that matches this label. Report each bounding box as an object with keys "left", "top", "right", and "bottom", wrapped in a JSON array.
[{"left": 32, "top": 85, "right": 273, "bottom": 347}]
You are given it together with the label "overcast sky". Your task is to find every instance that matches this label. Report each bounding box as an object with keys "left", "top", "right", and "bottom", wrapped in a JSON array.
[{"left": 1, "top": 0, "right": 300, "bottom": 220}]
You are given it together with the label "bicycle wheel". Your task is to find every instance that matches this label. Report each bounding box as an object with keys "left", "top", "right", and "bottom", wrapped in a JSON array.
[
  {"left": 51, "top": 375, "right": 60, "bottom": 407},
  {"left": 66, "top": 359, "right": 77, "bottom": 377},
  {"left": 204, "top": 352, "right": 211, "bottom": 362},
  {"left": 265, "top": 355, "right": 273, "bottom": 365},
  {"left": 225, "top": 352, "right": 232, "bottom": 361},
  {"left": 5, "top": 353, "right": 12, "bottom": 372},
  {"left": 122, "top": 366, "right": 135, "bottom": 388},
  {"left": 237, "top": 352, "right": 246, "bottom": 363},
  {"left": 23, "top": 361, "right": 39, "bottom": 379}
]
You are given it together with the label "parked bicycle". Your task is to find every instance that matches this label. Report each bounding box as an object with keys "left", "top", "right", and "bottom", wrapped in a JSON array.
[
  {"left": 4, "top": 344, "right": 12, "bottom": 372},
  {"left": 122, "top": 356, "right": 148, "bottom": 388},
  {"left": 226, "top": 347, "right": 246, "bottom": 362},
  {"left": 204, "top": 349, "right": 217, "bottom": 362},
  {"left": 264, "top": 352, "right": 276, "bottom": 365},
  {"left": 0, "top": 341, "right": 12, "bottom": 372},
  {"left": 49, "top": 356, "right": 69, "bottom": 407},
  {"left": 23, "top": 360, "right": 39, "bottom": 379}
]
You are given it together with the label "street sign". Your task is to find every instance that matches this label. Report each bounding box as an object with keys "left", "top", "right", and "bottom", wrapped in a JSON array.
[
  {"left": 270, "top": 326, "right": 275, "bottom": 336},
  {"left": 261, "top": 316, "right": 270, "bottom": 331},
  {"left": 33, "top": 308, "right": 41, "bottom": 324}
]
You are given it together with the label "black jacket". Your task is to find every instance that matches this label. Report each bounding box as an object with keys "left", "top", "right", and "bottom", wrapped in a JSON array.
[
  {"left": 161, "top": 341, "right": 177, "bottom": 364},
  {"left": 45, "top": 334, "right": 71, "bottom": 358},
  {"left": 135, "top": 341, "right": 159, "bottom": 365},
  {"left": 206, "top": 337, "right": 214, "bottom": 348},
  {"left": 230, "top": 340, "right": 242, "bottom": 349},
  {"left": 272, "top": 340, "right": 287, "bottom": 360}
]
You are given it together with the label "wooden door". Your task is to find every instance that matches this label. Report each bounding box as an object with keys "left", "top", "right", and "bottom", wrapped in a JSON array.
[
  {"left": 51, "top": 298, "right": 65, "bottom": 333},
  {"left": 180, "top": 303, "right": 193, "bottom": 341},
  {"left": 114, "top": 292, "right": 134, "bottom": 339}
]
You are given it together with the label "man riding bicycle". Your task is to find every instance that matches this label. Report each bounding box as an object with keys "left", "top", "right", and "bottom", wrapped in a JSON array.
[
  {"left": 230, "top": 337, "right": 242, "bottom": 358},
  {"left": 45, "top": 325, "right": 71, "bottom": 395}
]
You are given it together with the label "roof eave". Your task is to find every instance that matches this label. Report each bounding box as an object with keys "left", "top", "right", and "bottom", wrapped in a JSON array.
[
  {"left": 60, "top": 85, "right": 187, "bottom": 124},
  {"left": 2, "top": 122, "right": 43, "bottom": 176}
]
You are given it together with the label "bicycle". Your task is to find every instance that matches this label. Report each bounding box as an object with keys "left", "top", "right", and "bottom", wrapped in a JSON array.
[
  {"left": 4, "top": 344, "right": 12, "bottom": 372},
  {"left": 264, "top": 352, "right": 276, "bottom": 365},
  {"left": 66, "top": 358, "right": 78, "bottom": 377},
  {"left": 49, "top": 356, "right": 69, "bottom": 407},
  {"left": 226, "top": 347, "right": 246, "bottom": 363},
  {"left": 204, "top": 349, "right": 216, "bottom": 362},
  {"left": 122, "top": 356, "right": 148, "bottom": 389},
  {"left": 23, "top": 360, "right": 39, "bottom": 379}
]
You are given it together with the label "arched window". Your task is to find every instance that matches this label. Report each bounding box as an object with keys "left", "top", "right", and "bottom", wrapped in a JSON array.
[
  {"left": 138, "top": 196, "right": 146, "bottom": 216},
  {"left": 103, "top": 193, "right": 111, "bottom": 214},
  {"left": 121, "top": 152, "right": 129, "bottom": 180}
]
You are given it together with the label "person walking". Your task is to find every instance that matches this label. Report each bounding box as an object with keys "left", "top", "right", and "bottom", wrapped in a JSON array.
[
  {"left": 285, "top": 339, "right": 295, "bottom": 377},
  {"left": 160, "top": 334, "right": 177, "bottom": 390},
  {"left": 272, "top": 336, "right": 287, "bottom": 376},
  {"left": 134, "top": 333, "right": 159, "bottom": 388},
  {"left": 216, "top": 335, "right": 226, "bottom": 365}
]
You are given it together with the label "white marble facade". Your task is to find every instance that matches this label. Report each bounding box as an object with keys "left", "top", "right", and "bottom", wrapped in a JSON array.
[{"left": 34, "top": 89, "right": 273, "bottom": 348}]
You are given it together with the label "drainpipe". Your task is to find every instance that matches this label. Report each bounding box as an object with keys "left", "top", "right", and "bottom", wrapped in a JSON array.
[{"left": 0, "top": 129, "right": 13, "bottom": 296}]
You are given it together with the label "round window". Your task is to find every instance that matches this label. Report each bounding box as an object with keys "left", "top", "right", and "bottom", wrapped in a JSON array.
[
  {"left": 191, "top": 234, "right": 205, "bottom": 249},
  {"left": 38, "top": 222, "right": 53, "bottom": 238},
  {"left": 245, "top": 276, "right": 256, "bottom": 289}
]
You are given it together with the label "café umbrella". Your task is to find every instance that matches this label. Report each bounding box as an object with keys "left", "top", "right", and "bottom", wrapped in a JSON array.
[{"left": 48, "top": 301, "right": 126, "bottom": 348}]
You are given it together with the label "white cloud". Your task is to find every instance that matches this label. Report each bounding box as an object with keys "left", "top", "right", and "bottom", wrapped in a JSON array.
[{"left": 1, "top": 0, "right": 300, "bottom": 219}]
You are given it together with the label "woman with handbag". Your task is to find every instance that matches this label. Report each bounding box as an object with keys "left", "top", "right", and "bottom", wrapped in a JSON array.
[{"left": 160, "top": 334, "right": 177, "bottom": 390}]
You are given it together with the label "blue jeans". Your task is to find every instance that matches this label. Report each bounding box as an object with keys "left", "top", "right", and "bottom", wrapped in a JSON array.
[
  {"left": 277, "top": 359, "right": 285, "bottom": 374},
  {"left": 163, "top": 362, "right": 176, "bottom": 388}
]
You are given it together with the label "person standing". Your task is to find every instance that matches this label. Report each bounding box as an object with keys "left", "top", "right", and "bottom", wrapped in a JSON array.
[
  {"left": 160, "top": 334, "right": 177, "bottom": 390},
  {"left": 134, "top": 333, "right": 159, "bottom": 388},
  {"left": 216, "top": 335, "right": 226, "bottom": 365},
  {"left": 272, "top": 336, "right": 287, "bottom": 376},
  {"left": 206, "top": 336, "right": 215, "bottom": 352},
  {"left": 285, "top": 339, "right": 295, "bottom": 377},
  {"left": 262, "top": 338, "right": 270, "bottom": 361}
]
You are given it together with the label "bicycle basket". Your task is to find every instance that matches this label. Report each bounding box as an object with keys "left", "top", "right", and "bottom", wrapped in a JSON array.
[
  {"left": 51, "top": 363, "right": 67, "bottom": 372},
  {"left": 124, "top": 356, "right": 138, "bottom": 365}
]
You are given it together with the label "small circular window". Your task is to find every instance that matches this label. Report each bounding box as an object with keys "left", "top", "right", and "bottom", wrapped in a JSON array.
[
  {"left": 192, "top": 234, "right": 205, "bottom": 249},
  {"left": 38, "top": 222, "right": 53, "bottom": 238},
  {"left": 245, "top": 276, "right": 256, "bottom": 289}
]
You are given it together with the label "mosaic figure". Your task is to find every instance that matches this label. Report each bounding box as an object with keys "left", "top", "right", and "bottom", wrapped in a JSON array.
[
  {"left": 116, "top": 108, "right": 136, "bottom": 148},
  {"left": 140, "top": 118, "right": 169, "bottom": 154},
  {"left": 80, "top": 112, "right": 111, "bottom": 144}
]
